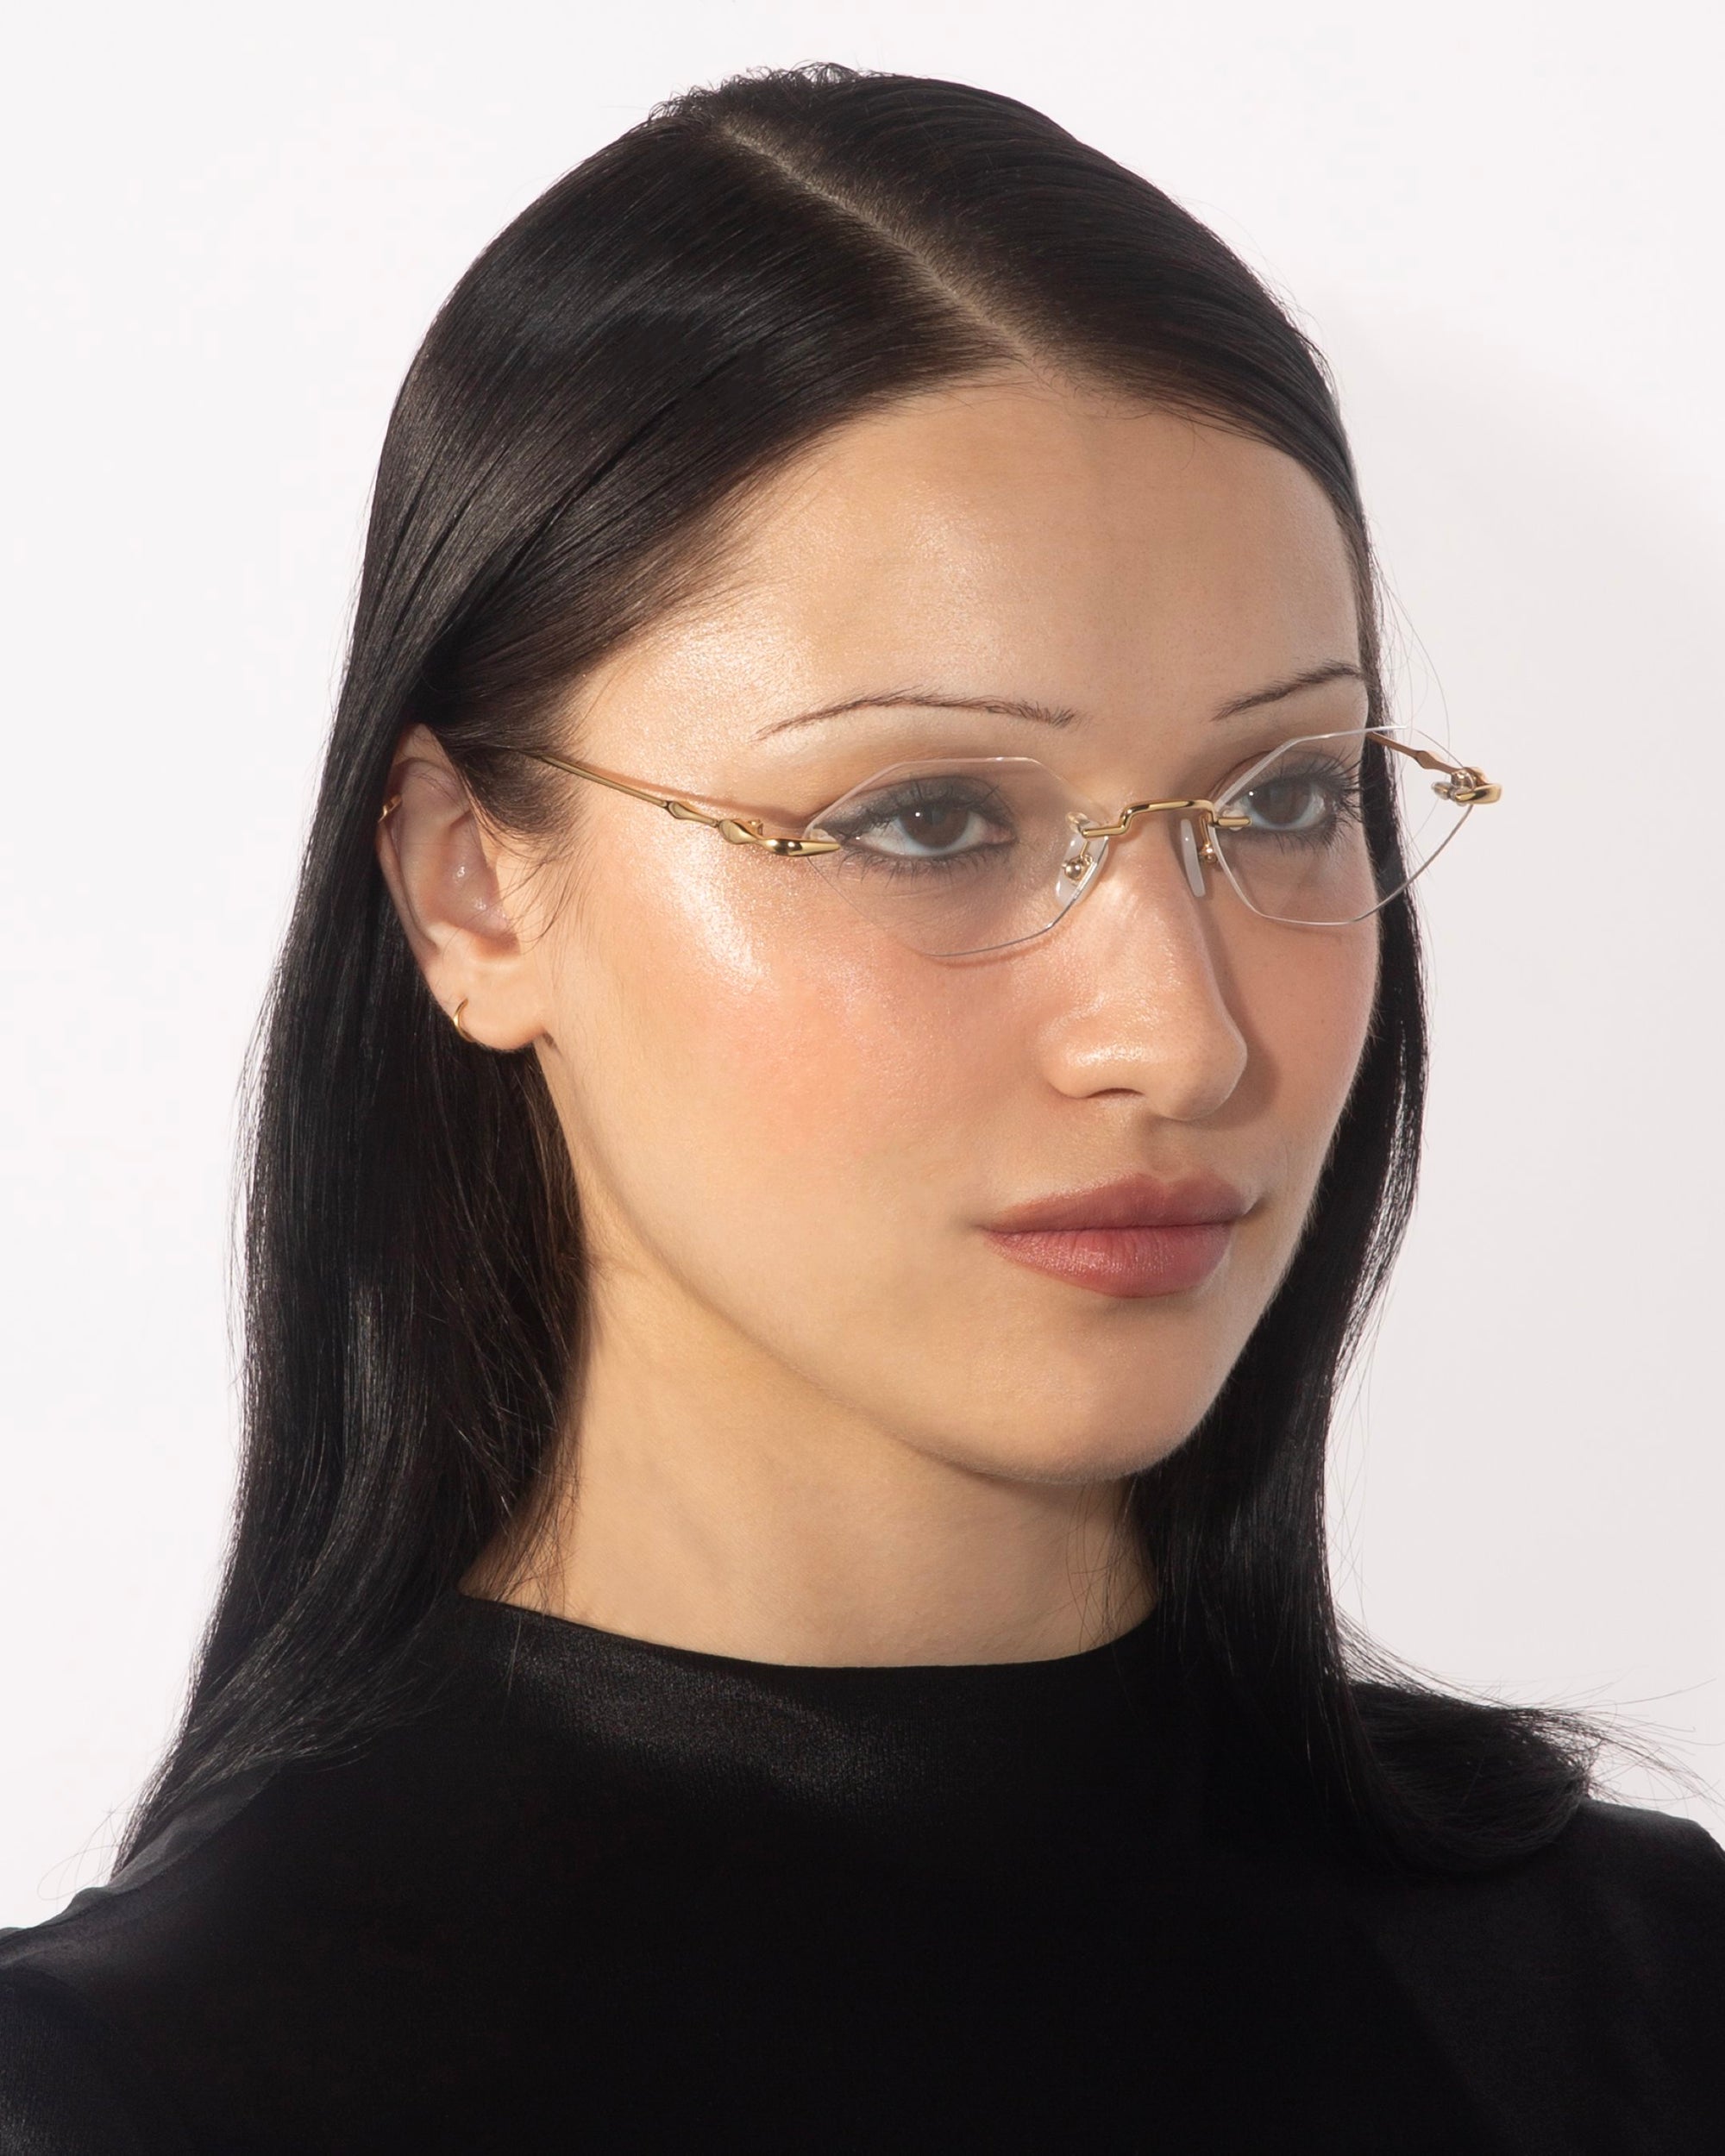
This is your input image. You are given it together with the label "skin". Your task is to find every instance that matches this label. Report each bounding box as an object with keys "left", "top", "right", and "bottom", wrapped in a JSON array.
[{"left": 377, "top": 373, "right": 1378, "bottom": 1666}]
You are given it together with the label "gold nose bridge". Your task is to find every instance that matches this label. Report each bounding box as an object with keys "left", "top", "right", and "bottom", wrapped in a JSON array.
[
  {"left": 1078, "top": 796, "right": 1251, "bottom": 840},
  {"left": 1062, "top": 797, "right": 1250, "bottom": 883},
  {"left": 513, "top": 739, "right": 1502, "bottom": 920}
]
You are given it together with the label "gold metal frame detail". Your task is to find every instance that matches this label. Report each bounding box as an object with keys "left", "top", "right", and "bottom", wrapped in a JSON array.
[
  {"left": 518, "top": 730, "right": 1501, "bottom": 865},
  {"left": 522, "top": 750, "right": 842, "bottom": 856}
]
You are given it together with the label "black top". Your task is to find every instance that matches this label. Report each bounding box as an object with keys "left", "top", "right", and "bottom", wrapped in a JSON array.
[{"left": 2, "top": 1591, "right": 1722, "bottom": 2153}]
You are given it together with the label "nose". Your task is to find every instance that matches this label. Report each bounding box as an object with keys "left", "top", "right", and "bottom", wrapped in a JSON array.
[{"left": 1032, "top": 821, "right": 1249, "bottom": 1122}]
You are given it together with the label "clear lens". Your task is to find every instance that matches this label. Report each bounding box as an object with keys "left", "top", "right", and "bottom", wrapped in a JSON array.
[
  {"left": 1211, "top": 726, "right": 1474, "bottom": 925},
  {"left": 797, "top": 730, "right": 1478, "bottom": 953},
  {"left": 801, "top": 758, "right": 1103, "bottom": 956}
]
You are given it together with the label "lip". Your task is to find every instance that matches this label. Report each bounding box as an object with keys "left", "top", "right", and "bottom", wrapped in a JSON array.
[{"left": 981, "top": 1173, "right": 1249, "bottom": 1300}]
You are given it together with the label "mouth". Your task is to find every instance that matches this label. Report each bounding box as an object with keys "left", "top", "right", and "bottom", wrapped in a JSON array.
[{"left": 980, "top": 1173, "right": 1249, "bottom": 1300}]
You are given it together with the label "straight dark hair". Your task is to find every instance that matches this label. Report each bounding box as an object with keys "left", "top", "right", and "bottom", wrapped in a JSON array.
[{"left": 119, "top": 64, "right": 1600, "bottom": 1877}]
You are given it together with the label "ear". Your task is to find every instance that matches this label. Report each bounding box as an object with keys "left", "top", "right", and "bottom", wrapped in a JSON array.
[{"left": 374, "top": 725, "right": 547, "bottom": 1051}]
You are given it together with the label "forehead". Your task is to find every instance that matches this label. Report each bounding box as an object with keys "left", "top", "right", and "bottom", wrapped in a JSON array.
[{"left": 578, "top": 376, "right": 1359, "bottom": 761}]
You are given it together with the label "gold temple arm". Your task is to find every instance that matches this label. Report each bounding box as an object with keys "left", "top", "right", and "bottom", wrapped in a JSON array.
[
  {"left": 524, "top": 749, "right": 842, "bottom": 856},
  {"left": 512, "top": 732, "right": 1501, "bottom": 861},
  {"left": 1065, "top": 732, "right": 1501, "bottom": 907},
  {"left": 1075, "top": 737, "right": 1500, "bottom": 845},
  {"left": 1369, "top": 730, "right": 1502, "bottom": 805}
]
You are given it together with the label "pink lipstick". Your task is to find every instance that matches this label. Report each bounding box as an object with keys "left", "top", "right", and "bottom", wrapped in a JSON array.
[{"left": 981, "top": 1173, "right": 1247, "bottom": 1300}]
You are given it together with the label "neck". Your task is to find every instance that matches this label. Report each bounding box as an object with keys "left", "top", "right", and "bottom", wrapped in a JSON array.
[{"left": 466, "top": 1271, "right": 1154, "bottom": 1668}]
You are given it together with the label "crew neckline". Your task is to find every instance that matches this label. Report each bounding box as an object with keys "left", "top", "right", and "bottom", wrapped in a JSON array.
[
  {"left": 449, "top": 1584, "right": 1170, "bottom": 1685},
  {"left": 431, "top": 1585, "right": 1202, "bottom": 1857}
]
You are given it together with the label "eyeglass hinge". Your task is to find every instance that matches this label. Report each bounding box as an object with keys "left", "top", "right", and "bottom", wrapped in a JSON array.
[{"left": 1435, "top": 771, "right": 1502, "bottom": 806}]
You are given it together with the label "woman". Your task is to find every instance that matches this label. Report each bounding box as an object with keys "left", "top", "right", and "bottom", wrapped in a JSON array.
[{"left": 2, "top": 62, "right": 1719, "bottom": 2153}]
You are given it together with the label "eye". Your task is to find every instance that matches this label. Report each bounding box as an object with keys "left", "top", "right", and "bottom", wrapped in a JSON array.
[
  {"left": 1227, "top": 757, "right": 1361, "bottom": 842},
  {"left": 820, "top": 779, "right": 1016, "bottom": 865},
  {"left": 871, "top": 794, "right": 986, "bottom": 856},
  {"left": 1241, "top": 774, "right": 1329, "bottom": 831}
]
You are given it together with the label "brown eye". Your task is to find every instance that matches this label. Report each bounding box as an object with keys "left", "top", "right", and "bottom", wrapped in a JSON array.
[
  {"left": 894, "top": 800, "right": 974, "bottom": 852},
  {"left": 1240, "top": 774, "right": 1329, "bottom": 832},
  {"left": 822, "top": 780, "right": 1015, "bottom": 866}
]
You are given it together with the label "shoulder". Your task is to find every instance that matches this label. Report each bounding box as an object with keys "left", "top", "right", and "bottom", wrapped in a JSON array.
[
  {"left": 1556, "top": 1789, "right": 1725, "bottom": 1889},
  {"left": 0, "top": 1741, "right": 447, "bottom": 2134},
  {"left": 0, "top": 1770, "right": 290, "bottom": 2152},
  {"left": 1532, "top": 1795, "right": 1725, "bottom": 2007},
  {"left": 0, "top": 1966, "right": 189, "bottom": 2153},
  {"left": 1341, "top": 1798, "right": 1725, "bottom": 2155},
  {"left": 0, "top": 1683, "right": 632, "bottom": 2146},
  {"left": 1552, "top": 1794, "right": 1725, "bottom": 1934},
  {"left": 1352, "top": 1794, "right": 1725, "bottom": 1983},
  {"left": 1441, "top": 1793, "right": 1725, "bottom": 1949}
]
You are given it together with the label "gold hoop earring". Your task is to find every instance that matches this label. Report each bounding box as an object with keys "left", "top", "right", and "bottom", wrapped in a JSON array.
[
  {"left": 378, "top": 793, "right": 402, "bottom": 824},
  {"left": 452, "top": 998, "right": 474, "bottom": 1043}
]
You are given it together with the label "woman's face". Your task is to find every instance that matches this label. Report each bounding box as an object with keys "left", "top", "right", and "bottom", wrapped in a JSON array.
[{"left": 492, "top": 377, "right": 1377, "bottom": 1484}]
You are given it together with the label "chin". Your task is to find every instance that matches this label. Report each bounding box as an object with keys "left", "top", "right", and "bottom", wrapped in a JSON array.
[
  {"left": 930, "top": 1407, "right": 1206, "bottom": 1489},
  {"left": 885, "top": 1315, "right": 1239, "bottom": 1489}
]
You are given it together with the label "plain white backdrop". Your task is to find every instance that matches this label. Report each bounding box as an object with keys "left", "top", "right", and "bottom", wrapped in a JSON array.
[{"left": 3, "top": 0, "right": 1721, "bottom": 1927}]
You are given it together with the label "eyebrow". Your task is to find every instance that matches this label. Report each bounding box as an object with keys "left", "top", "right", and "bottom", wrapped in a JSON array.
[
  {"left": 754, "top": 688, "right": 1077, "bottom": 738},
  {"left": 1208, "top": 661, "right": 1366, "bottom": 719},
  {"left": 752, "top": 660, "right": 1364, "bottom": 740}
]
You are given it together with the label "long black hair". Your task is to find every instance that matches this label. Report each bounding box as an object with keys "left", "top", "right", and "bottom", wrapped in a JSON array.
[{"left": 118, "top": 64, "right": 1600, "bottom": 1877}]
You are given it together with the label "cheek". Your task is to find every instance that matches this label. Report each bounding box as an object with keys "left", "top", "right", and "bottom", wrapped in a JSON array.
[
  {"left": 549, "top": 847, "right": 998, "bottom": 1254},
  {"left": 543, "top": 838, "right": 1383, "bottom": 1472},
  {"left": 1233, "top": 916, "right": 1380, "bottom": 1188}
]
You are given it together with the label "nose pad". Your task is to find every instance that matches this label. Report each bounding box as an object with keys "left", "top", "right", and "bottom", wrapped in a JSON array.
[
  {"left": 1057, "top": 821, "right": 1105, "bottom": 903},
  {"left": 1177, "top": 816, "right": 1209, "bottom": 899}
]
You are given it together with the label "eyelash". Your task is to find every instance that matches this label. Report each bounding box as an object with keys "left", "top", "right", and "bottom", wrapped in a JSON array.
[
  {"left": 812, "top": 752, "right": 1373, "bottom": 884},
  {"left": 1228, "top": 756, "right": 1366, "bottom": 845},
  {"left": 819, "top": 779, "right": 1018, "bottom": 875}
]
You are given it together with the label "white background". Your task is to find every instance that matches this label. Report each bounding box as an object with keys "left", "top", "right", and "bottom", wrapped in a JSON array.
[{"left": 3, "top": 0, "right": 1721, "bottom": 1927}]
